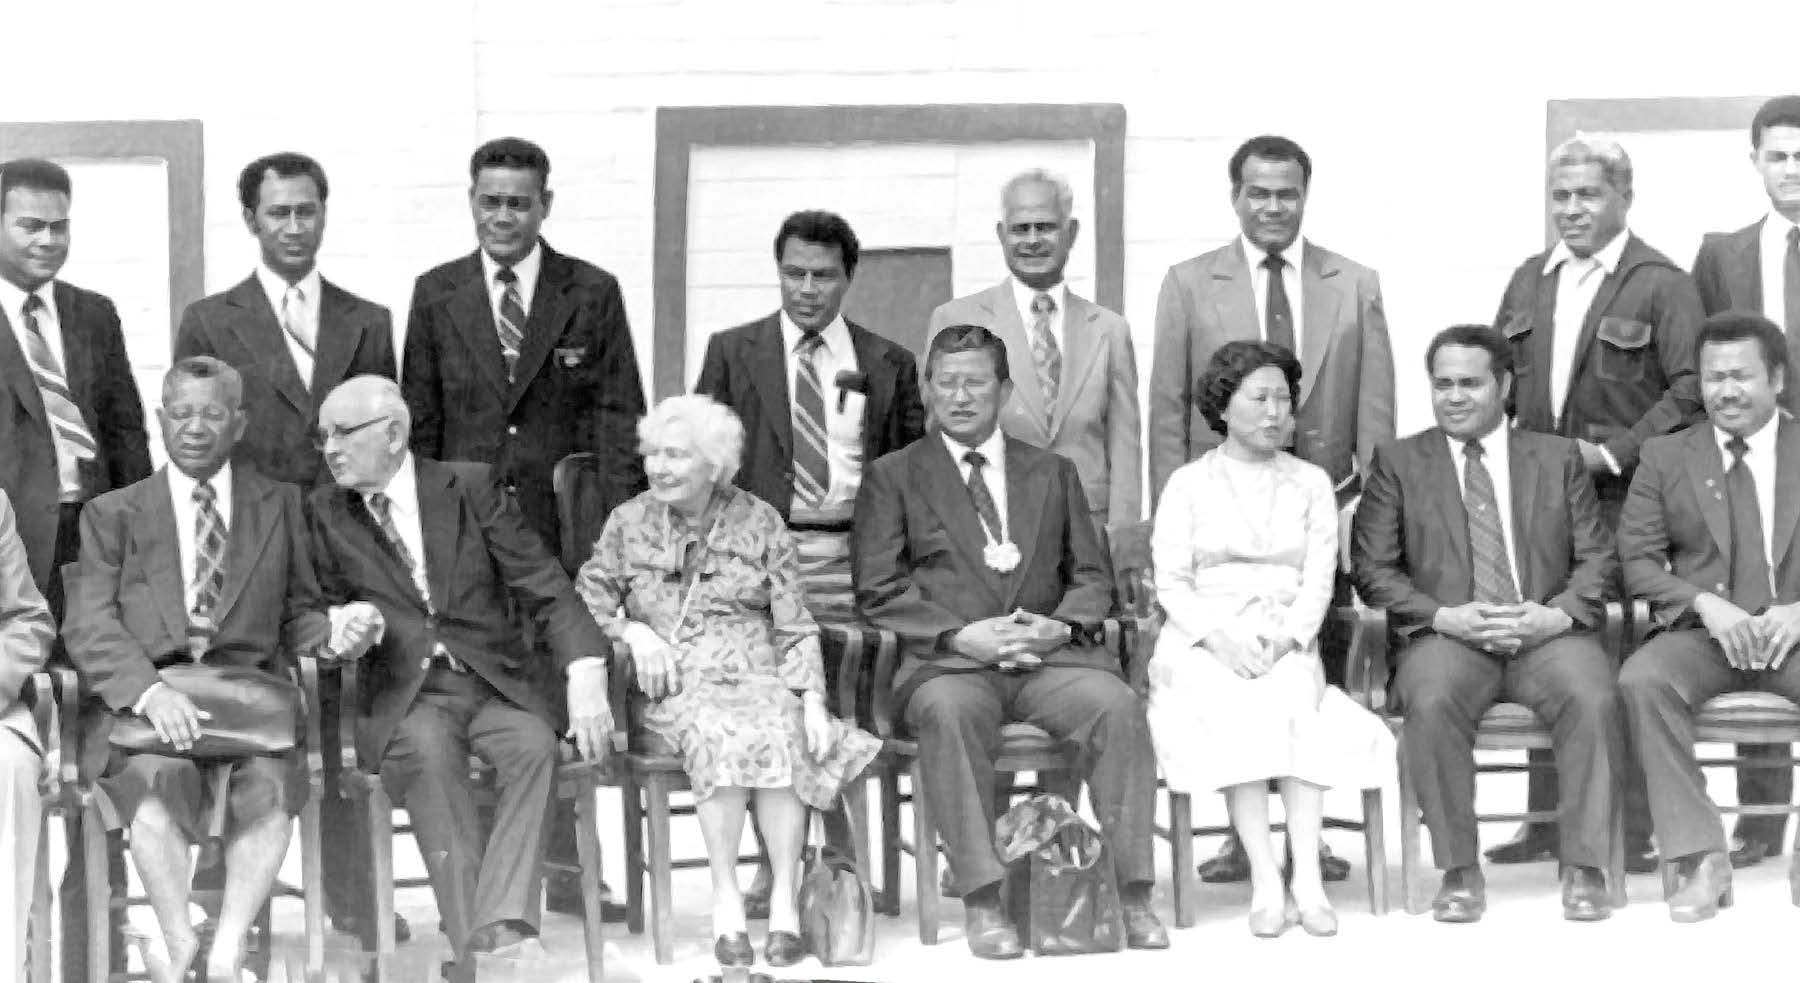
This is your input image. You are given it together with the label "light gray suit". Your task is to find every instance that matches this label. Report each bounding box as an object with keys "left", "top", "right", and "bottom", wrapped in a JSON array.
[{"left": 0, "top": 490, "right": 55, "bottom": 981}]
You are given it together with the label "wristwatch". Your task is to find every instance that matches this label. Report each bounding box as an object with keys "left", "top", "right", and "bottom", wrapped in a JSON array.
[{"left": 1056, "top": 618, "right": 1102, "bottom": 647}]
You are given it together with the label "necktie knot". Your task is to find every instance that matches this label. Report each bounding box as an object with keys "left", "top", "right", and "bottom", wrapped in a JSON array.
[
  {"left": 963, "top": 450, "right": 988, "bottom": 470},
  {"left": 368, "top": 491, "right": 391, "bottom": 518},
  {"left": 1261, "top": 251, "right": 1286, "bottom": 273},
  {"left": 796, "top": 330, "right": 823, "bottom": 355},
  {"left": 22, "top": 293, "right": 43, "bottom": 316},
  {"left": 1728, "top": 436, "right": 1750, "bottom": 465},
  {"left": 1030, "top": 291, "right": 1056, "bottom": 316},
  {"left": 1463, "top": 438, "right": 1485, "bottom": 461},
  {"left": 193, "top": 481, "right": 216, "bottom": 505},
  {"left": 496, "top": 266, "right": 518, "bottom": 286}
]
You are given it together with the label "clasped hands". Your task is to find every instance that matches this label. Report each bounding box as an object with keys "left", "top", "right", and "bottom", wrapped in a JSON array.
[
  {"left": 1432, "top": 601, "right": 1573, "bottom": 657},
  {"left": 1205, "top": 628, "right": 1301, "bottom": 680},
  {"left": 954, "top": 609, "right": 1073, "bottom": 671},
  {"left": 1695, "top": 595, "right": 1800, "bottom": 672}
]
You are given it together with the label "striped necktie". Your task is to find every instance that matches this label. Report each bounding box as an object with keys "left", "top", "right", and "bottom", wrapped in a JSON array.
[
  {"left": 191, "top": 480, "right": 228, "bottom": 623},
  {"left": 20, "top": 294, "right": 99, "bottom": 472},
  {"left": 963, "top": 450, "right": 1002, "bottom": 541},
  {"left": 368, "top": 492, "right": 432, "bottom": 608},
  {"left": 281, "top": 284, "right": 314, "bottom": 357},
  {"left": 495, "top": 266, "right": 525, "bottom": 381},
  {"left": 791, "top": 331, "right": 830, "bottom": 509},
  {"left": 1462, "top": 439, "right": 1520, "bottom": 604}
]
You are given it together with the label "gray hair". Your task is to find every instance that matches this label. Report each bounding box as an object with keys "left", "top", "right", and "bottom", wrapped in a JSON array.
[
  {"left": 638, "top": 394, "right": 744, "bottom": 486},
  {"left": 162, "top": 356, "right": 243, "bottom": 409},
  {"left": 323, "top": 374, "right": 412, "bottom": 437},
  {"left": 1549, "top": 135, "right": 1634, "bottom": 195},
  {"left": 1001, "top": 168, "right": 1075, "bottom": 220}
]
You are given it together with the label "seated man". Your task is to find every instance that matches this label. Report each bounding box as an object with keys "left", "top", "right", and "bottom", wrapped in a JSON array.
[
  {"left": 1352, "top": 325, "right": 1624, "bottom": 924},
  {"left": 853, "top": 324, "right": 1167, "bottom": 959},
  {"left": 305, "top": 375, "right": 612, "bottom": 958},
  {"left": 63, "top": 357, "right": 332, "bottom": 983},
  {"left": 1618, "top": 311, "right": 1800, "bottom": 922},
  {"left": 0, "top": 489, "right": 54, "bottom": 982}
]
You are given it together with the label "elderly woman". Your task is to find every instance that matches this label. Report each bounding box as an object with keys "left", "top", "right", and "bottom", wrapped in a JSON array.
[
  {"left": 577, "top": 394, "right": 880, "bottom": 969},
  {"left": 1145, "top": 341, "right": 1391, "bottom": 938}
]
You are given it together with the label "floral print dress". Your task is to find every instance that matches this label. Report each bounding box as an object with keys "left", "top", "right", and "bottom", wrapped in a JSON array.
[{"left": 577, "top": 485, "right": 880, "bottom": 807}]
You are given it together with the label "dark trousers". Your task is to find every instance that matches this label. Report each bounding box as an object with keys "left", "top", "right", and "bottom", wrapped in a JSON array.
[
  {"left": 904, "top": 666, "right": 1155, "bottom": 893},
  {"left": 1619, "top": 629, "right": 1800, "bottom": 861},
  {"left": 1394, "top": 633, "right": 1624, "bottom": 870},
  {"left": 382, "top": 669, "right": 558, "bottom": 938}
]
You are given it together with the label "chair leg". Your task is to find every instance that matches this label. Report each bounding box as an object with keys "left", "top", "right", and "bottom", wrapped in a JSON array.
[
  {"left": 1168, "top": 791, "right": 1196, "bottom": 929},
  {"left": 645, "top": 773, "right": 675, "bottom": 965},
  {"left": 1362, "top": 787, "right": 1389, "bottom": 916},
  {"left": 909, "top": 761, "right": 939, "bottom": 945},
  {"left": 570, "top": 773, "right": 606, "bottom": 983},
  {"left": 297, "top": 790, "right": 327, "bottom": 983},
  {"left": 29, "top": 816, "right": 52, "bottom": 983},
  {"left": 879, "top": 766, "right": 902, "bottom": 917},
  {"left": 1397, "top": 748, "right": 1424, "bottom": 916},
  {"left": 365, "top": 790, "right": 397, "bottom": 983},
  {"left": 843, "top": 776, "right": 874, "bottom": 888},
  {"left": 1660, "top": 860, "right": 1677, "bottom": 901},
  {"left": 621, "top": 778, "right": 646, "bottom": 934},
  {"left": 1607, "top": 803, "right": 1627, "bottom": 909},
  {"left": 82, "top": 804, "right": 110, "bottom": 983}
]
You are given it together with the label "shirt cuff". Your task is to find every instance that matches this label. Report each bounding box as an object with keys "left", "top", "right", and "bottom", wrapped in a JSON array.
[
  {"left": 1599, "top": 445, "right": 1622, "bottom": 476},
  {"left": 566, "top": 656, "right": 607, "bottom": 680},
  {"left": 132, "top": 680, "right": 166, "bottom": 716}
]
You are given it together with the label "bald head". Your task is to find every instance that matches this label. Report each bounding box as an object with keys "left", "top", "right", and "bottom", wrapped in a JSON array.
[{"left": 318, "top": 375, "right": 411, "bottom": 492}]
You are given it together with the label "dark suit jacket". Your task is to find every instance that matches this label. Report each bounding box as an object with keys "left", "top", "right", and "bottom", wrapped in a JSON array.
[
  {"left": 1692, "top": 220, "right": 1800, "bottom": 414},
  {"left": 306, "top": 458, "right": 608, "bottom": 765},
  {"left": 1351, "top": 427, "right": 1614, "bottom": 640},
  {"left": 693, "top": 312, "right": 925, "bottom": 521},
  {"left": 852, "top": 434, "right": 1115, "bottom": 710},
  {"left": 62, "top": 466, "right": 330, "bottom": 774},
  {"left": 1493, "top": 233, "right": 1705, "bottom": 487},
  {"left": 175, "top": 275, "right": 395, "bottom": 488},
  {"left": 1619, "top": 419, "right": 1800, "bottom": 631},
  {"left": 0, "top": 281, "right": 153, "bottom": 590},
  {"left": 401, "top": 242, "right": 647, "bottom": 558}
]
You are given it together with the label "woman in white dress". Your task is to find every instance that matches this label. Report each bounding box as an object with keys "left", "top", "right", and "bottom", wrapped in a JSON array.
[{"left": 1146, "top": 340, "right": 1392, "bottom": 938}]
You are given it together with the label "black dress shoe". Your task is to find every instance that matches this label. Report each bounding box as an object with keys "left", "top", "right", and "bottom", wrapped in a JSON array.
[
  {"left": 1121, "top": 900, "right": 1170, "bottom": 950},
  {"left": 1431, "top": 866, "right": 1487, "bottom": 924},
  {"left": 543, "top": 872, "right": 630, "bottom": 922},
  {"left": 1669, "top": 851, "right": 1732, "bottom": 923},
  {"left": 1561, "top": 865, "right": 1611, "bottom": 922},
  {"left": 1729, "top": 836, "right": 1772, "bottom": 870},
  {"left": 331, "top": 912, "right": 413, "bottom": 944},
  {"left": 764, "top": 929, "right": 803, "bottom": 967},
  {"left": 714, "top": 931, "right": 754, "bottom": 968},
  {"left": 963, "top": 901, "right": 1023, "bottom": 960},
  {"left": 1483, "top": 824, "right": 1558, "bottom": 865},
  {"left": 1198, "top": 833, "right": 1250, "bottom": 883},
  {"left": 466, "top": 920, "right": 534, "bottom": 954}
]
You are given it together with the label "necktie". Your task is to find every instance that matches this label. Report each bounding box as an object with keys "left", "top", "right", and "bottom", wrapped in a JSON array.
[
  {"left": 1029, "top": 291, "right": 1061, "bottom": 424},
  {"left": 1462, "top": 439, "right": 1520, "bottom": 604},
  {"left": 963, "top": 450, "right": 1002, "bottom": 542},
  {"left": 1726, "top": 437, "right": 1774, "bottom": 615},
  {"left": 280, "top": 284, "right": 314, "bottom": 357},
  {"left": 1784, "top": 226, "right": 1799, "bottom": 342},
  {"left": 19, "top": 294, "right": 99, "bottom": 467},
  {"left": 1262, "top": 251, "right": 1295, "bottom": 352},
  {"left": 190, "top": 481, "right": 228, "bottom": 623},
  {"left": 367, "top": 492, "right": 432, "bottom": 608},
  {"left": 495, "top": 266, "right": 525, "bottom": 381},
  {"left": 791, "top": 331, "right": 830, "bottom": 509}
]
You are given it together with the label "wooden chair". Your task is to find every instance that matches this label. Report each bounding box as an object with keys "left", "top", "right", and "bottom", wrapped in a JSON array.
[
  {"left": 1384, "top": 603, "right": 1633, "bottom": 914},
  {"left": 321, "top": 657, "right": 610, "bottom": 983},
  {"left": 1659, "top": 695, "right": 1800, "bottom": 905}
]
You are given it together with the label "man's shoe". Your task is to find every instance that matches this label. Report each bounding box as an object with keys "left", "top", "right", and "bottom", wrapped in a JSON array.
[
  {"left": 466, "top": 920, "right": 534, "bottom": 955},
  {"left": 1483, "top": 823, "right": 1557, "bottom": 865},
  {"left": 1560, "top": 865, "right": 1611, "bottom": 922},
  {"left": 1430, "top": 866, "right": 1487, "bottom": 924},
  {"left": 1198, "top": 833, "right": 1250, "bottom": 883},
  {"left": 1728, "top": 836, "right": 1772, "bottom": 870},
  {"left": 1624, "top": 838, "right": 1660, "bottom": 875},
  {"left": 1319, "top": 847, "right": 1351, "bottom": 883},
  {"left": 330, "top": 913, "right": 413, "bottom": 944},
  {"left": 1668, "top": 852, "right": 1732, "bottom": 923},
  {"left": 1121, "top": 900, "right": 1169, "bottom": 950},
  {"left": 543, "top": 872, "right": 630, "bottom": 922},
  {"left": 963, "top": 901, "right": 1022, "bottom": 960}
]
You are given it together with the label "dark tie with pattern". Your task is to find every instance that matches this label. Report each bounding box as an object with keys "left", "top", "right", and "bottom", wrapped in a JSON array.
[
  {"left": 1784, "top": 226, "right": 1800, "bottom": 342},
  {"left": 191, "top": 481, "right": 228, "bottom": 623},
  {"left": 1462, "top": 439, "right": 1520, "bottom": 604},
  {"left": 1727, "top": 437, "right": 1774, "bottom": 615},
  {"left": 495, "top": 266, "right": 525, "bottom": 381},
  {"left": 368, "top": 492, "right": 431, "bottom": 607},
  {"left": 1029, "top": 291, "right": 1061, "bottom": 424},
  {"left": 791, "top": 331, "right": 830, "bottom": 508},
  {"left": 1262, "top": 251, "right": 1295, "bottom": 352},
  {"left": 21, "top": 293, "right": 99, "bottom": 464},
  {"left": 963, "top": 450, "right": 1002, "bottom": 541}
]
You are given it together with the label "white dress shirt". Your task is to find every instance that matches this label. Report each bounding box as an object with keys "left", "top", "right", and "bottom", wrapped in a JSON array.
[
  {"left": 166, "top": 463, "right": 235, "bottom": 615},
  {"left": 0, "top": 276, "right": 82, "bottom": 496},
  {"left": 1240, "top": 234, "right": 1306, "bottom": 359},
  {"left": 1760, "top": 211, "right": 1800, "bottom": 327},
  {"left": 942, "top": 427, "right": 1011, "bottom": 543},
  {"left": 364, "top": 453, "right": 429, "bottom": 601},
  {"left": 1716, "top": 418, "right": 1779, "bottom": 594},
  {"left": 479, "top": 242, "right": 543, "bottom": 326},
  {"left": 254, "top": 264, "right": 322, "bottom": 385},
  {"left": 779, "top": 310, "right": 863, "bottom": 512},
  {"left": 1009, "top": 277, "right": 1068, "bottom": 357},
  {"left": 1543, "top": 229, "right": 1630, "bottom": 420},
  {"left": 1446, "top": 426, "right": 1522, "bottom": 599}
]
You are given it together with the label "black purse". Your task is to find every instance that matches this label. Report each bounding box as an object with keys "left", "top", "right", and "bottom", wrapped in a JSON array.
[{"left": 108, "top": 663, "right": 303, "bottom": 759}]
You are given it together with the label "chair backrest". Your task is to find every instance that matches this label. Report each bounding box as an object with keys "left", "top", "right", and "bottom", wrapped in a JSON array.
[
  {"left": 553, "top": 452, "right": 610, "bottom": 577},
  {"left": 1110, "top": 520, "right": 1154, "bottom": 620}
]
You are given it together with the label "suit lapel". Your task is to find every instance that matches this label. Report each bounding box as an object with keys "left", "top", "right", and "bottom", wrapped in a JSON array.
[
  {"left": 0, "top": 307, "right": 46, "bottom": 424},
  {"left": 848, "top": 321, "right": 890, "bottom": 463},
  {"left": 1297, "top": 248, "right": 1340, "bottom": 407},
  {"left": 447, "top": 253, "right": 510, "bottom": 399},
  {"left": 1000, "top": 440, "right": 1048, "bottom": 608},
  {"left": 917, "top": 439, "right": 1004, "bottom": 606},
  {"left": 747, "top": 314, "right": 794, "bottom": 463},
  {"left": 1684, "top": 424, "right": 1732, "bottom": 559},
  {"left": 339, "top": 490, "right": 424, "bottom": 605},
  {"left": 212, "top": 470, "right": 279, "bottom": 620},
  {"left": 985, "top": 282, "right": 1048, "bottom": 436},
  {"left": 1208, "top": 245, "right": 1261, "bottom": 350},
  {"left": 1773, "top": 417, "right": 1800, "bottom": 572},
  {"left": 507, "top": 243, "right": 575, "bottom": 410},
  {"left": 1425, "top": 432, "right": 1472, "bottom": 582},
  {"left": 1048, "top": 294, "right": 1104, "bottom": 439},
  {"left": 222, "top": 277, "right": 310, "bottom": 415},
  {"left": 311, "top": 278, "right": 364, "bottom": 395},
  {"left": 140, "top": 473, "right": 191, "bottom": 645},
  {"left": 415, "top": 460, "right": 461, "bottom": 606},
  {"left": 52, "top": 284, "right": 96, "bottom": 408},
  {"left": 1727, "top": 221, "right": 1764, "bottom": 310},
  {"left": 1525, "top": 263, "right": 1559, "bottom": 430},
  {"left": 1506, "top": 431, "right": 1542, "bottom": 599}
]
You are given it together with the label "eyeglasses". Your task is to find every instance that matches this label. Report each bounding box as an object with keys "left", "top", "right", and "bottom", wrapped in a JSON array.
[
  {"left": 474, "top": 193, "right": 538, "bottom": 213},
  {"left": 311, "top": 414, "right": 390, "bottom": 450}
]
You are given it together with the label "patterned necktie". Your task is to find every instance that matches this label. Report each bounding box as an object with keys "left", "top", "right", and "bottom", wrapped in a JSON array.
[
  {"left": 494, "top": 266, "right": 525, "bottom": 381},
  {"left": 1029, "top": 291, "right": 1061, "bottom": 424},
  {"left": 367, "top": 492, "right": 432, "bottom": 608},
  {"left": 1262, "top": 251, "right": 1295, "bottom": 352},
  {"left": 791, "top": 331, "right": 830, "bottom": 509},
  {"left": 19, "top": 293, "right": 99, "bottom": 464},
  {"left": 1462, "top": 439, "right": 1520, "bottom": 604},
  {"left": 1726, "top": 437, "right": 1774, "bottom": 615},
  {"left": 190, "top": 481, "right": 228, "bottom": 622},
  {"left": 281, "top": 285, "right": 314, "bottom": 358},
  {"left": 1784, "top": 226, "right": 1800, "bottom": 342},
  {"left": 963, "top": 450, "right": 1002, "bottom": 542}
]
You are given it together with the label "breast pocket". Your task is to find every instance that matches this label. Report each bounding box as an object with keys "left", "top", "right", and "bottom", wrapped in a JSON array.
[
  {"left": 1501, "top": 315, "right": 1535, "bottom": 373},
  {"left": 1593, "top": 316, "right": 1653, "bottom": 384}
]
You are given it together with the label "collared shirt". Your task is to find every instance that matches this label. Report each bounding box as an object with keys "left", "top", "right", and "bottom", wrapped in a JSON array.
[
  {"left": 1009, "top": 277, "right": 1068, "bottom": 358},
  {"left": 1543, "top": 229, "right": 1630, "bottom": 420},
  {"left": 166, "top": 463, "right": 235, "bottom": 615},
  {"left": 778, "top": 310, "right": 863, "bottom": 512},
  {"left": 942, "top": 427, "right": 1010, "bottom": 542},
  {"left": 479, "top": 241, "right": 543, "bottom": 329},
  {"left": 254, "top": 264, "right": 323, "bottom": 385},
  {"left": 1760, "top": 210, "right": 1800, "bottom": 327},
  {"left": 0, "top": 277, "right": 82, "bottom": 496},
  {"left": 1716, "top": 417, "right": 1779, "bottom": 592},
  {"left": 1239, "top": 234, "right": 1307, "bottom": 359},
  {"left": 1446, "top": 426, "right": 1522, "bottom": 599}
]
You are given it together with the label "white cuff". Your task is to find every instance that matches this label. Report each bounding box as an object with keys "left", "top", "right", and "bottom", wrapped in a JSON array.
[
  {"left": 619, "top": 620, "right": 668, "bottom": 657},
  {"left": 566, "top": 656, "right": 607, "bottom": 681}
]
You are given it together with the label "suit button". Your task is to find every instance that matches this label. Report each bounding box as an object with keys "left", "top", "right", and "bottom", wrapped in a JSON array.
[
  {"left": 1716, "top": 583, "right": 1727, "bottom": 592},
  {"left": 419, "top": 657, "right": 431, "bottom": 670},
  {"left": 507, "top": 425, "right": 518, "bottom": 436}
]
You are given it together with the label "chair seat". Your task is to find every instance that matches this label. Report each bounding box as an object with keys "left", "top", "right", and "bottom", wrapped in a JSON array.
[
  {"left": 1000, "top": 722, "right": 1057, "bottom": 755},
  {"left": 1477, "top": 702, "right": 1549, "bottom": 739},
  {"left": 1696, "top": 691, "right": 1800, "bottom": 735}
]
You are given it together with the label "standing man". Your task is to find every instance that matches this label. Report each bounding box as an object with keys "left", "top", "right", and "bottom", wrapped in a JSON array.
[
  {"left": 173, "top": 151, "right": 399, "bottom": 941},
  {"left": 1147, "top": 135, "right": 1394, "bottom": 882},
  {"left": 1486, "top": 136, "right": 1704, "bottom": 872},
  {"left": 927, "top": 169, "right": 1140, "bottom": 539},
  {"left": 0, "top": 489, "right": 53, "bottom": 983},
  {"left": 402, "top": 137, "right": 645, "bottom": 914},
  {"left": 1687, "top": 96, "right": 1800, "bottom": 868}
]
